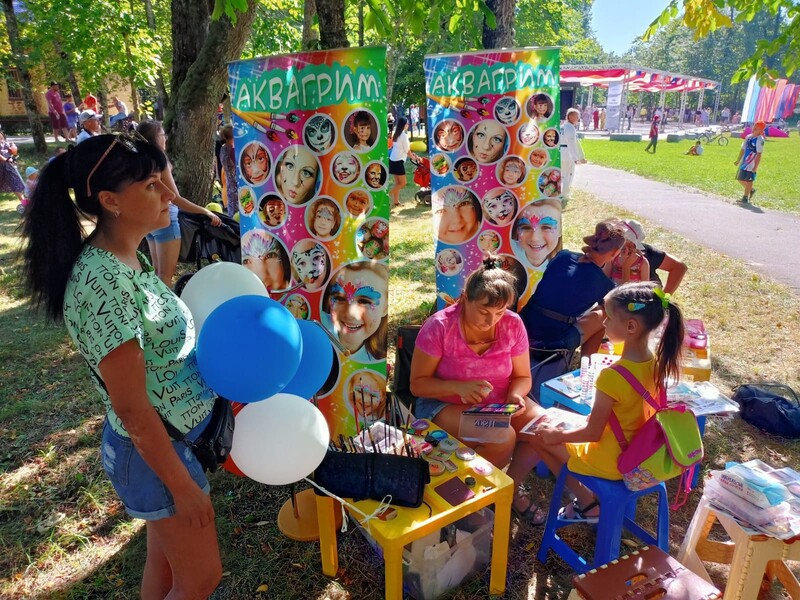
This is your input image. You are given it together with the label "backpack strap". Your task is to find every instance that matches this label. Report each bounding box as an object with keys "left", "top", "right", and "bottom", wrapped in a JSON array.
[{"left": 605, "top": 363, "right": 666, "bottom": 452}]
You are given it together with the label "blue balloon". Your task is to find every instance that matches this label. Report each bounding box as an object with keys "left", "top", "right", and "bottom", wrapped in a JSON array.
[
  {"left": 197, "top": 295, "right": 302, "bottom": 403},
  {"left": 282, "top": 320, "right": 335, "bottom": 399}
]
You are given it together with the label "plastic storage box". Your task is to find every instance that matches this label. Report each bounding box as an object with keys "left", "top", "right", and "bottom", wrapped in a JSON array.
[{"left": 354, "top": 509, "right": 494, "bottom": 600}]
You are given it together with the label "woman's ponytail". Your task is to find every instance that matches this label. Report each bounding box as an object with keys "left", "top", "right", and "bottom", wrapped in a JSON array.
[{"left": 21, "top": 152, "right": 90, "bottom": 322}]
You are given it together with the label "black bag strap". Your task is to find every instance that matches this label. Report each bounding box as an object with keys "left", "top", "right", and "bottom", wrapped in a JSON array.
[
  {"left": 83, "top": 357, "right": 190, "bottom": 443},
  {"left": 528, "top": 303, "right": 578, "bottom": 325}
]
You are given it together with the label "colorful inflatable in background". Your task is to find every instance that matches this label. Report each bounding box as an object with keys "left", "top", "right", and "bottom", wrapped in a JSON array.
[
  {"left": 424, "top": 48, "right": 562, "bottom": 311},
  {"left": 228, "top": 48, "right": 389, "bottom": 440}
]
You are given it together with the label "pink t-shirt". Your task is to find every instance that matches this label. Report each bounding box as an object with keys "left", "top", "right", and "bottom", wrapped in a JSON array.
[{"left": 415, "top": 303, "right": 529, "bottom": 405}]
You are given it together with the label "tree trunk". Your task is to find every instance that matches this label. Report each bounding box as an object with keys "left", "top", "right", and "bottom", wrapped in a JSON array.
[
  {"left": 1, "top": 0, "right": 46, "bottom": 152},
  {"left": 316, "top": 0, "right": 348, "bottom": 49},
  {"left": 302, "top": 0, "right": 318, "bottom": 49},
  {"left": 482, "top": 0, "right": 516, "bottom": 49},
  {"left": 53, "top": 40, "right": 81, "bottom": 100},
  {"left": 144, "top": 0, "right": 169, "bottom": 118},
  {"left": 170, "top": 0, "right": 211, "bottom": 99},
  {"left": 166, "top": 0, "right": 256, "bottom": 207}
]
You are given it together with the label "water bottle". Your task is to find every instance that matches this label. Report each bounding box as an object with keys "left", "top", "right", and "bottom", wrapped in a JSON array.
[{"left": 579, "top": 356, "right": 590, "bottom": 403}]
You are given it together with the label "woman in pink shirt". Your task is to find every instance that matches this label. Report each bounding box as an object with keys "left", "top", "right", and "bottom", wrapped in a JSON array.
[{"left": 411, "top": 257, "right": 545, "bottom": 523}]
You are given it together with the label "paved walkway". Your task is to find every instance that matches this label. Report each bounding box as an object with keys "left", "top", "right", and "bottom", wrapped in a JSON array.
[{"left": 573, "top": 163, "right": 800, "bottom": 293}]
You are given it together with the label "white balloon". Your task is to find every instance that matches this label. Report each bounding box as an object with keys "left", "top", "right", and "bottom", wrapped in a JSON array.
[
  {"left": 230, "top": 393, "right": 330, "bottom": 486},
  {"left": 180, "top": 262, "right": 268, "bottom": 334}
]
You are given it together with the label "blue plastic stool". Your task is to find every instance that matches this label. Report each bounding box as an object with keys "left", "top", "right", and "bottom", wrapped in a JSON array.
[{"left": 537, "top": 465, "right": 670, "bottom": 573}]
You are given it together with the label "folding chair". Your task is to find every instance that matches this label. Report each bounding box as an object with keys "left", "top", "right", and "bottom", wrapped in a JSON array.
[
  {"left": 393, "top": 324, "right": 422, "bottom": 416},
  {"left": 529, "top": 346, "right": 577, "bottom": 403}
]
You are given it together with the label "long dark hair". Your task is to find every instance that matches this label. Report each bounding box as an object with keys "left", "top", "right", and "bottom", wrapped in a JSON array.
[
  {"left": 21, "top": 134, "right": 168, "bottom": 322},
  {"left": 392, "top": 116, "right": 408, "bottom": 142},
  {"left": 606, "top": 281, "right": 685, "bottom": 386},
  {"left": 136, "top": 119, "right": 163, "bottom": 146}
]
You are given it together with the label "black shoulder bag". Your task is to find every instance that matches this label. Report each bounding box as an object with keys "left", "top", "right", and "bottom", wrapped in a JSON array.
[{"left": 86, "top": 359, "right": 235, "bottom": 472}]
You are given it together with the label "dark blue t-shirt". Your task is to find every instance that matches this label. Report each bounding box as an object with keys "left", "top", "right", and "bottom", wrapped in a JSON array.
[{"left": 519, "top": 250, "right": 614, "bottom": 342}]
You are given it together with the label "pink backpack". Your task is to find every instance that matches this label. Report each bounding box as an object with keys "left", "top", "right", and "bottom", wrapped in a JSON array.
[{"left": 607, "top": 365, "right": 704, "bottom": 506}]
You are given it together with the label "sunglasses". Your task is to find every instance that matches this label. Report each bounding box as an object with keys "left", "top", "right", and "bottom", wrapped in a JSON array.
[{"left": 85, "top": 133, "right": 145, "bottom": 197}]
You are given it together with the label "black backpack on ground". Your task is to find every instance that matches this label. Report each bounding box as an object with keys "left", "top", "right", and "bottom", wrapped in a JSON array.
[{"left": 733, "top": 382, "right": 800, "bottom": 438}]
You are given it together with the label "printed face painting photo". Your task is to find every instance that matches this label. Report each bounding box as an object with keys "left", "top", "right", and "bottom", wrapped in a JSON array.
[
  {"left": 239, "top": 142, "right": 271, "bottom": 186},
  {"left": 494, "top": 96, "right": 521, "bottom": 125},
  {"left": 356, "top": 218, "right": 389, "bottom": 260},
  {"left": 345, "top": 189, "right": 372, "bottom": 217},
  {"left": 332, "top": 152, "right": 361, "bottom": 186},
  {"left": 526, "top": 93, "right": 554, "bottom": 122},
  {"left": 433, "top": 119, "right": 465, "bottom": 153},
  {"left": 481, "top": 188, "right": 518, "bottom": 227},
  {"left": 467, "top": 120, "right": 508, "bottom": 164},
  {"left": 239, "top": 186, "right": 256, "bottom": 217},
  {"left": 537, "top": 167, "right": 561, "bottom": 198},
  {"left": 322, "top": 261, "right": 389, "bottom": 362},
  {"left": 364, "top": 161, "right": 387, "bottom": 189},
  {"left": 542, "top": 128, "right": 560, "bottom": 148},
  {"left": 241, "top": 229, "right": 292, "bottom": 291},
  {"left": 518, "top": 121, "right": 540, "bottom": 147},
  {"left": 478, "top": 230, "right": 501, "bottom": 255},
  {"left": 453, "top": 157, "right": 478, "bottom": 183},
  {"left": 496, "top": 156, "right": 526, "bottom": 187},
  {"left": 529, "top": 148, "right": 549, "bottom": 169},
  {"left": 511, "top": 199, "right": 562, "bottom": 268},
  {"left": 436, "top": 248, "right": 464, "bottom": 276},
  {"left": 346, "top": 369, "right": 387, "bottom": 426},
  {"left": 303, "top": 113, "right": 337, "bottom": 155},
  {"left": 258, "top": 194, "right": 287, "bottom": 228},
  {"left": 432, "top": 186, "right": 482, "bottom": 245},
  {"left": 285, "top": 293, "right": 310, "bottom": 320},
  {"left": 306, "top": 197, "right": 342, "bottom": 240},
  {"left": 345, "top": 110, "right": 378, "bottom": 152},
  {"left": 290, "top": 239, "right": 332, "bottom": 292},
  {"left": 275, "top": 145, "right": 320, "bottom": 205}
]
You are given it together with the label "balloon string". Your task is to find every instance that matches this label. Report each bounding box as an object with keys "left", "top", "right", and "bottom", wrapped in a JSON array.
[{"left": 303, "top": 477, "right": 393, "bottom": 535}]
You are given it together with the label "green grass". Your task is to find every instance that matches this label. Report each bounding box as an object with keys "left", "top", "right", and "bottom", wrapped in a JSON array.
[
  {"left": 1, "top": 160, "right": 800, "bottom": 598},
  {"left": 583, "top": 134, "right": 800, "bottom": 214}
]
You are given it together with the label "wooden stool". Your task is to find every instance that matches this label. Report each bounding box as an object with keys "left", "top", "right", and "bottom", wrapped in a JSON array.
[{"left": 678, "top": 496, "right": 800, "bottom": 599}]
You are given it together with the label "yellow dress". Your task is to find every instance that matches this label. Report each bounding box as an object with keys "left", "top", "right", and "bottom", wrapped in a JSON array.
[{"left": 566, "top": 358, "right": 658, "bottom": 479}]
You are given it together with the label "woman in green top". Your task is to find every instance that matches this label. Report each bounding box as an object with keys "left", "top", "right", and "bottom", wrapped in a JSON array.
[{"left": 20, "top": 134, "right": 222, "bottom": 598}]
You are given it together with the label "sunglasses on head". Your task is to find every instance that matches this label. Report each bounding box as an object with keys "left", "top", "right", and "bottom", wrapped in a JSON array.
[{"left": 85, "top": 132, "right": 146, "bottom": 197}]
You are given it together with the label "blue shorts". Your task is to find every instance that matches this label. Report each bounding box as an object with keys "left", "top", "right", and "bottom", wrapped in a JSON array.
[
  {"left": 100, "top": 411, "right": 212, "bottom": 520},
  {"left": 414, "top": 396, "right": 450, "bottom": 421},
  {"left": 146, "top": 208, "right": 181, "bottom": 243}
]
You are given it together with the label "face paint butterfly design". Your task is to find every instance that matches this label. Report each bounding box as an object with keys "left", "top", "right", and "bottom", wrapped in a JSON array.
[{"left": 328, "top": 278, "right": 382, "bottom": 310}]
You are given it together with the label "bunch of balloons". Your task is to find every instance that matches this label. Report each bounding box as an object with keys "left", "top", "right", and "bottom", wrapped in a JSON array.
[{"left": 181, "top": 262, "right": 334, "bottom": 485}]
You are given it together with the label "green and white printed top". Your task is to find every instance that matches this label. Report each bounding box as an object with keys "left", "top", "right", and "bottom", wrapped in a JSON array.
[{"left": 63, "top": 245, "right": 215, "bottom": 437}]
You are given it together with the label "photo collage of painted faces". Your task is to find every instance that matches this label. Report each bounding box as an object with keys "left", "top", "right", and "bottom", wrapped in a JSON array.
[
  {"left": 229, "top": 47, "right": 389, "bottom": 439},
  {"left": 424, "top": 48, "right": 562, "bottom": 311}
]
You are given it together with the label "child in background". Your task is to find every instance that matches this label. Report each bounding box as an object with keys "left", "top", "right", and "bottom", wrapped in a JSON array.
[
  {"left": 24, "top": 166, "right": 39, "bottom": 198},
  {"left": 685, "top": 140, "right": 704, "bottom": 156},
  {"left": 605, "top": 219, "right": 650, "bottom": 286},
  {"left": 526, "top": 281, "right": 685, "bottom": 521},
  {"left": 218, "top": 125, "right": 238, "bottom": 216}
]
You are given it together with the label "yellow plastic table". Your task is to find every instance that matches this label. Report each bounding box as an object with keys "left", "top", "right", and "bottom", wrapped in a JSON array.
[{"left": 315, "top": 421, "right": 514, "bottom": 600}]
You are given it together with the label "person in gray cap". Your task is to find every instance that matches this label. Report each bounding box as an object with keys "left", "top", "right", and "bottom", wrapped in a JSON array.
[{"left": 76, "top": 110, "right": 102, "bottom": 144}]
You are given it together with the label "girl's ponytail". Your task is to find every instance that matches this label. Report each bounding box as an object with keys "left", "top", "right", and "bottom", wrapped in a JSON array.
[
  {"left": 653, "top": 291, "right": 685, "bottom": 386},
  {"left": 21, "top": 152, "right": 88, "bottom": 322}
]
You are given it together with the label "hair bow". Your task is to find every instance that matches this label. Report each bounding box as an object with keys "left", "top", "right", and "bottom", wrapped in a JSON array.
[{"left": 653, "top": 287, "right": 671, "bottom": 309}]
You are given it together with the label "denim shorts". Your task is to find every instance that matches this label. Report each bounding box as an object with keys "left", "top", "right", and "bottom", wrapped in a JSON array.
[
  {"left": 146, "top": 209, "right": 181, "bottom": 243},
  {"left": 101, "top": 411, "right": 212, "bottom": 520},
  {"left": 414, "top": 396, "right": 449, "bottom": 421}
]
